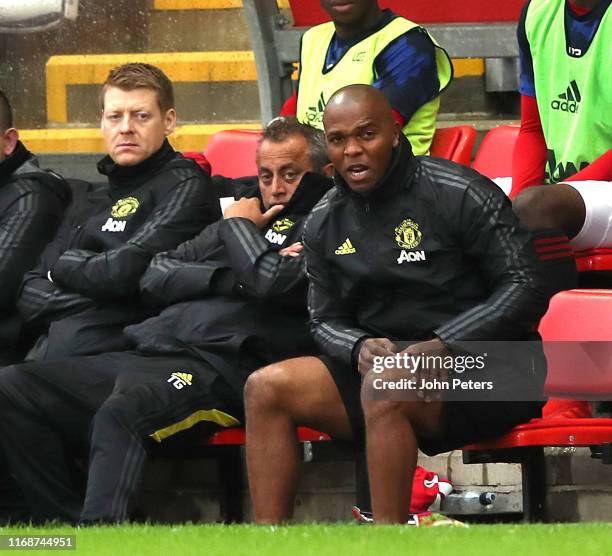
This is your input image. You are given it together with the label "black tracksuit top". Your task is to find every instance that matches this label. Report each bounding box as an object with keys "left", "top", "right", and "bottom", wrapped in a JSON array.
[
  {"left": 17, "top": 141, "right": 221, "bottom": 358},
  {"left": 0, "top": 142, "right": 71, "bottom": 346},
  {"left": 303, "top": 136, "right": 549, "bottom": 368}
]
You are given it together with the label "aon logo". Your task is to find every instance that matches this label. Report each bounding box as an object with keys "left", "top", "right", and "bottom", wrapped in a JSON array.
[
  {"left": 397, "top": 250, "right": 426, "bottom": 264},
  {"left": 101, "top": 218, "right": 126, "bottom": 232},
  {"left": 265, "top": 228, "right": 288, "bottom": 246}
]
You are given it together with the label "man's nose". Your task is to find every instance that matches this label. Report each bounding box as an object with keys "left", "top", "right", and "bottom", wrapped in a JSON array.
[
  {"left": 344, "top": 136, "right": 362, "bottom": 156},
  {"left": 120, "top": 114, "right": 133, "bottom": 133},
  {"left": 270, "top": 175, "right": 286, "bottom": 195}
]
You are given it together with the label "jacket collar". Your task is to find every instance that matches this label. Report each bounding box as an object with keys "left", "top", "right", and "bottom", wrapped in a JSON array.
[
  {"left": 96, "top": 139, "right": 176, "bottom": 190},
  {"left": 236, "top": 171, "right": 333, "bottom": 218},
  {"left": 333, "top": 134, "right": 417, "bottom": 204},
  {"left": 0, "top": 141, "right": 32, "bottom": 184}
]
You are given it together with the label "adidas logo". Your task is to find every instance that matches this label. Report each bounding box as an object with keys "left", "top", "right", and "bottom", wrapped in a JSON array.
[
  {"left": 335, "top": 238, "right": 356, "bottom": 255},
  {"left": 305, "top": 92, "right": 326, "bottom": 126},
  {"left": 551, "top": 80, "right": 581, "bottom": 113}
]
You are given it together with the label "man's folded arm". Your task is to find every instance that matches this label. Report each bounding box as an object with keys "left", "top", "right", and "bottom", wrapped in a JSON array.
[
  {"left": 218, "top": 217, "right": 306, "bottom": 298},
  {"left": 51, "top": 173, "right": 220, "bottom": 300},
  {"left": 140, "top": 221, "right": 236, "bottom": 307}
]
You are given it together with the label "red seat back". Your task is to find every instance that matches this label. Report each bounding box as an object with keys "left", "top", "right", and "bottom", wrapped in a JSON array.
[
  {"left": 204, "top": 129, "right": 263, "bottom": 178},
  {"left": 289, "top": 1, "right": 524, "bottom": 26},
  {"left": 430, "top": 125, "right": 477, "bottom": 166},
  {"left": 472, "top": 125, "right": 519, "bottom": 180},
  {"left": 538, "top": 289, "right": 612, "bottom": 396}
]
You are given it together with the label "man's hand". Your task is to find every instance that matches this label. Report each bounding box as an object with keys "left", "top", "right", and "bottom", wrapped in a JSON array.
[
  {"left": 358, "top": 337, "right": 396, "bottom": 376},
  {"left": 279, "top": 242, "right": 303, "bottom": 258},
  {"left": 223, "top": 197, "right": 284, "bottom": 229},
  {"left": 402, "top": 338, "right": 451, "bottom": 403}
]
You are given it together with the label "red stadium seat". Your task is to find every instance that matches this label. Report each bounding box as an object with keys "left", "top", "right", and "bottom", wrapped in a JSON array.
[
  {"left": 288, "top": 0, "right": 524, "bottom": 26},
  {"left": 472, "top": 125, "right": 519, "bottom": 180},
  {"left": 463, "top": 289, "right": 612, "bottom": 521},
  {"left": 204, "top": 129, "right": 262, "bottom": 178},
  {"left": 430, "top": 125, "right": 477, "bottom": 166},
  {"left": 575, "top": 248, "right": 612, "bottom": 272},
  {"left": 207, "top": 426, "right": 330, "bottom": 446},
  {"left": 204, "top": 125, "right": 477, "bottom": 179}
]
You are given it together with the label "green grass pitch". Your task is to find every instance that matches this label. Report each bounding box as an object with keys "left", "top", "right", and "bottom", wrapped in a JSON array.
[{"left": 1, "top": 523, "right": 611, "bottom": 555}]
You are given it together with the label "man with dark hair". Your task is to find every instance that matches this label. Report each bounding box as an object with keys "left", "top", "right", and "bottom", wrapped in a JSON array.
[
  {"left": 245, "top": 85, "right": 548, "bottom": 524},
  {"left": 0, "top": 89, "right": 71, "bottom": 364},
  {"left": 280, "top": 0, "right": 453, "bottom": 155},
  {"left": 0, "top": 117, "right": 332, "bottom": 524},
  {"left": 16, "top": 63, "right": 220, "bottom": 361}
]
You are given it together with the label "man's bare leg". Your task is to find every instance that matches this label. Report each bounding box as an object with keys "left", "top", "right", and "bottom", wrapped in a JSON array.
[
  {"left": 361, "top": 373, "right": 443, "bottom": 524},
  {"left": 245, "top": 356, "right": 353, "bottom": 523}
]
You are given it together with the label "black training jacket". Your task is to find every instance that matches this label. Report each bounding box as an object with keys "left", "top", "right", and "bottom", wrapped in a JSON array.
[
  {"left": 17, "top": 140, "right": 221, "bottom": 360},
  {"left": 127, "top": 172, "right": 331, "bottom": 394},
  {"left": 0, "top": 142, "right": 71, "bottom": 348},
  {"left": 303, "top": 136, "right": 549, "bottom": 368}
]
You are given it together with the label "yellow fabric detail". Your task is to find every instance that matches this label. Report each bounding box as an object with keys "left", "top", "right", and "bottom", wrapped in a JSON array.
[
  {"left": 172, "top": 372, "right": 193, "bottom": 385},
  {"left": 297, "top": 17, "right": 452, "bottom": 155},
  {"left": 150, "top": 409, "right": 241, "bottom": 443}
]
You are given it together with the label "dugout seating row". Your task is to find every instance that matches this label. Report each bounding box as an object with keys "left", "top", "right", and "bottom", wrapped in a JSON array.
[
  {"left": 205, "top": 125, "right": 612, "bottom": 275},
  {"left": 204, "top": 125, "right": 477, "bottom": 178}
]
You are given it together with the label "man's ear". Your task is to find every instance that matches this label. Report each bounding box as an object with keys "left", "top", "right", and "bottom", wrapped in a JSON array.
[
  {"left": 2, "top": 128, "right": 19, "bottom": 157},
  {"left": 392, "top": 121, "right": 401, "bottom": 148},
  {"left": 163, "top": 108, "right": 177, "bottom": 136},
  {"left": 322, "top": 162, "right": 335, "bottom": 178}
]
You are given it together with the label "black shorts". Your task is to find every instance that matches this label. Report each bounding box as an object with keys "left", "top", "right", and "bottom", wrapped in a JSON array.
[{"left": 319, "top": 354, "right": 545, "bottom": 456}]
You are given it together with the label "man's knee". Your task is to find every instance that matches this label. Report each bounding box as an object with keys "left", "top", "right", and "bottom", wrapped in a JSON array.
[
  {"left": 513, "top": 186, "right": 559, "bottom": 230},
  {"left": 513, "top": 184, "right": 584, "bottom": 234},
  {"left": 362, "top": 398, "right": 413, "bottom": 425},
  {"left": 92, "top": 394, "right": 137, "bottom": 434},
  {"left": 244, "top": 363, "right": 293, "bottom": 414}
]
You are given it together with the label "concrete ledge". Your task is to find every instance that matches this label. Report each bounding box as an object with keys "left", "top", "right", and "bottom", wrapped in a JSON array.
[
  {"left": 46, "top": 52, "right": 257, "bottom": 123},
  {"left": 19, "top": 123, "right": 261, "bottom": 153},
  {"left": 153, "top": 0, "right": 289, "bottom": 9}
]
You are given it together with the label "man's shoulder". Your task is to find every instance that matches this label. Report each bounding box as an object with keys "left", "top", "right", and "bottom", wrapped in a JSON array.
[
  {"left": 303, "top": 186, "right": 343, "bottom": 233},
  {"left": 158, "top": 152, "right": 204, "bottom": 179},
  {"left": 417, "top": 156, "right": 477, "bottom": 190},
  {"left": 415, "top": 157, "right": 505, "bottom": 204},
  {"left": 3, "top": 157, "right": 72, "bottom": 205}
]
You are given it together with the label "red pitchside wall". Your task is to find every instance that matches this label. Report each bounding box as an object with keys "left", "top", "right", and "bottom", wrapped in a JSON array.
[{"left": 289, "top": 0, "right": 525, "bottom": 26}]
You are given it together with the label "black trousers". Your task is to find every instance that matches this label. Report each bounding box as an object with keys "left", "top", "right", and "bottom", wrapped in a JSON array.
[{"left": 0, "top": 351, "right": 242, "bottom": 524}]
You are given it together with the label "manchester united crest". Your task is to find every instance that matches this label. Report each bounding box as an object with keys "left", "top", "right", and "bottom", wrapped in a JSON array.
[
  {"left": 111, "top": 197, "right": 140, "bottom": 219},
  {"left": 272, "top": 218, "right": 295, "bottom": 233},
  {"left": 394, "top": 219, "right": 422, "bottom": 249}
]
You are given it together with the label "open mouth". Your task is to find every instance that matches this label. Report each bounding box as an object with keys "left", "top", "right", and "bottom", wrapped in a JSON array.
[{"left": 346, "top": 164, "right": 370, "bottom": 181}]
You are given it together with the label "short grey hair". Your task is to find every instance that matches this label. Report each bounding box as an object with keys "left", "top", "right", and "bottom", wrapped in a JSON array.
[{"left": 260, "top": 116, "right": 329, "bottom": 173}]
